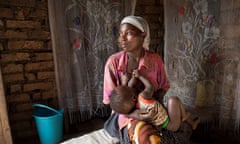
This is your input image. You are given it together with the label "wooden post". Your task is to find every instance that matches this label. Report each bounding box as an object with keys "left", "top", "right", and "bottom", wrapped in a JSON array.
[{"left": 0, "top": 67, "right": 13, "bottom": 144}]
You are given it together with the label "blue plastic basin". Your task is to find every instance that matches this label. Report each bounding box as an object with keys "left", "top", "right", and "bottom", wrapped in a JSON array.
[{"left": 33, "top": 104, "right": 64, "bottom": 144}]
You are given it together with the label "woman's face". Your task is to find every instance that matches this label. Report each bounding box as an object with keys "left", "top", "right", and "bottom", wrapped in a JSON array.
[{"left": 118, "top": 23, "right": 145, "bottom": 53}]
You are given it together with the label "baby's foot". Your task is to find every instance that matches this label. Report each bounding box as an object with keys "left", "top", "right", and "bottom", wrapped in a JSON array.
[
  {"left": 182, "top": 112, "right": 190, "bottom": 122},
  {"left": 192, "top": 117, "right": 201, "bottom": 130}
]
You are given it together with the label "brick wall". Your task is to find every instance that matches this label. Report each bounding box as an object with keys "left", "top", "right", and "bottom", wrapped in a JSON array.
[
  {"left": 0, "top": 0, "right": 164, "bottom": 143},
  {"left": 135, "top": 0, "right": 164, "bottom": 57},
  {"left": 0, "top": 0, "right": 58, "bottom": 143}
]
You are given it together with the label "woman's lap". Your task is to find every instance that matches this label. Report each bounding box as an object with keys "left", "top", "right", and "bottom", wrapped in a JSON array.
[
  {"left": 104, "top": 113, "right": 130, "bottom": 143},
  {"left": 104, "top": 113, "right": 192, "bottom": 144}
]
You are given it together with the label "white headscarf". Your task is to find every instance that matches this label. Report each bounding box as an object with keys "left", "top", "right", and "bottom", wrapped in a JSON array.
[{"left": 120, "top": 16, "right": 150, "bottom": 50}]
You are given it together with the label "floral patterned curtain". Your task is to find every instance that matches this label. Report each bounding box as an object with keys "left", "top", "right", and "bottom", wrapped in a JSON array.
[
  {"left": 48, "top": 0, "right": 136, "bottom": 124},
  {"left": 164, "top": 0, "right": 240, "bottom": 131}
]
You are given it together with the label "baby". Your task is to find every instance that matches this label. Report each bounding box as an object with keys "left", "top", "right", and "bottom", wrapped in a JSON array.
[{"left": 109, "top": 69, "right": 200, "bottom": 130}]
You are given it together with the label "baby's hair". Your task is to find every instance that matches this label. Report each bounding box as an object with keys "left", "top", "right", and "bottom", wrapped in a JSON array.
[
  {"left": 109, "top": 89, "right": 121, "bottom": 112},
  {"left": 109, "top": 86, "right": 135, "bottom": 114}
]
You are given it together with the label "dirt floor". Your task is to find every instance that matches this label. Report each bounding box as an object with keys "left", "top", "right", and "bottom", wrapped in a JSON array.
[{"left": 190, "top": 123, "right": 240, "bottom": 144}]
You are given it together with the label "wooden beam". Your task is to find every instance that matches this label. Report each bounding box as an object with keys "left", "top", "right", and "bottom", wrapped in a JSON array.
[{"left": 0, "top": 67, "right": 13, "bottom": 144}]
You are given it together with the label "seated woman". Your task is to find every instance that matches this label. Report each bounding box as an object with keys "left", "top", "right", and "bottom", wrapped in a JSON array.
[{"left": 103, "top": 15, "right": 196, "bottom": 144}]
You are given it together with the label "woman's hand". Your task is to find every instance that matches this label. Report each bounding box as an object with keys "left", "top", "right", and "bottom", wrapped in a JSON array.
[
  {"left": 121, "top": 73, "right": 129, "bottom": 86},
  {"left": 132, "top": 69, "right": 141, "bottom": 78}
]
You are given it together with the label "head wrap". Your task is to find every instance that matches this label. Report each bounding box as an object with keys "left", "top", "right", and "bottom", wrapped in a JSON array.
[{"left": 120, "top": 16, "right": 150, "bottom": 50}]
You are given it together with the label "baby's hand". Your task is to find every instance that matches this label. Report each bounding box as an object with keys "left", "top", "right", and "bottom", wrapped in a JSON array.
[
  {"left": 132, "top": 69, "right": 140, "bottom": 78},
  {"left": 121, "top": 73, "right": 129, "bottom": 86}
]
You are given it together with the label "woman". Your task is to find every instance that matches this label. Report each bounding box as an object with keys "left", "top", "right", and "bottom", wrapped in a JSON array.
[{"left": 103, "top": 16, "right": 190, "bottom": 144}]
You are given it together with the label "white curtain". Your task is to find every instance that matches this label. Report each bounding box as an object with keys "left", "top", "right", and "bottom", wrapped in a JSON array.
[
  {"left": 48, "top": 0, "right": 136, "bottom": 124},
  {"left": 164, "top": 0, "right": 240, "bottom": 131}
]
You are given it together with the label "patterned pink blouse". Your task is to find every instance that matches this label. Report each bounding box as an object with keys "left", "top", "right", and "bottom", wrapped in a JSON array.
[{"left": 103, "top": 50, "right": 170, "bottom": 129}]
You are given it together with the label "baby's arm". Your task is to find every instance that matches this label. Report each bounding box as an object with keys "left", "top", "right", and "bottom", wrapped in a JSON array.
[
  {"left": 128, "top": 76, "right": 138, "bottom": 88},
  {"left": 132, "top": 70, "right": 154, "bottom": 100},
  {"left": 127, "top": 109, "right": 154, "bottom": 121}
]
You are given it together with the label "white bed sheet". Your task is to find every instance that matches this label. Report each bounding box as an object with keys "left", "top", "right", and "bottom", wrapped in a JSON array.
[{"left": 61, "top": 129, "right": 119, "bottom": 144}]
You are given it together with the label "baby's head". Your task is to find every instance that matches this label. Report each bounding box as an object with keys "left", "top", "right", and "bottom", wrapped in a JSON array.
[{"left": 110, "top": 86, "right": 136, "bottom": 114}]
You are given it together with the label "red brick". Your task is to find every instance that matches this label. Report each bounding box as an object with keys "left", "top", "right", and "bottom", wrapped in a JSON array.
[
  {"left": 0, "top": 30, "right": 28, "bottom": 39},
  {"left": 31, "top": 92, "right": 41, "bottom": 100},
  {"left": 34, "top": 52, "right": 53, "bottom": 61},
  {"left": 144, "top": 6, "right": 161, "bottom": 14},
  {"left": 146, "top": 15, "right": 163, "bottom": 23},
  {"left": 37, "top": 71, "right": 55, "bottom": 79},
  {"left": 29, "top": 9, "right": 48, "bottom": 18},
  {"left": 149, "top": 23, "right": 161, "bottom": 30},
  {"left": 137, "top": 0, "right": 156, "bottom": 5},
  {"left": 16, "top": 103, "right": 32, "bottom": 111},
  {"left": 10, "top": 84, "right": 22, "bottom": 93},
  {"left": 16, "top": 128, "right": 37, "bottom": 139},
  {"left": 23, "top": 82, "right": 53, "bottom": 92},
  {"left": 7, "top": 0, "right": 35, "bottom": 7},
  {"left": 0, "top": 8, "right": 13, "bottom": 18},
  {"left": 8, "top": 94, "right": 30, "bottom": 102},
  {"left": 25, "top": 73, "right": 36, "bottom": 81},
  {"left": 11, "top": 121, "right": 31, "bottom": 131},
  {"left": 28, "top": 30, "right": 51, "bottom": 40},
  {"left": 10, "top": 111, "right": 32, "bottom": 122},
  {"left": 25, "top": 61, "right": 54, "bottom": 72},
  {"left": 42, "top": 90, "right": 57, "bottom": 99},
  {"left": 1, "top": 53, "right": 30, "bottom": 63},
  {"left": 3, "top": 73, "right": 24, "bottom": 82},
  {"left": 36, "top": 0, "right": 48, "bottom": 10},
  {"left": 8, "top": 40, "right": 44, "bottom": 50},
  {"left": 15, "top": 7, "right": 33, "bottom": 20},
  {"left": 156, "top": 0, "right": 163, "bottom": 5},
  {"left": 2, "top": 64, "right": 23, "bottom": 74},
  {"left": 15, "top": 8, "right": 28, "bottom": 20},
  {"left": 6, "top": 20, "right": 41, "bottom": 29}
]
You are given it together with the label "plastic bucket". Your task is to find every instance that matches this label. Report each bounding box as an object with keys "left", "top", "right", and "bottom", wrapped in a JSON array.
[{"left": 33, "top": 104, "right": 64, "bottom": 144}]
